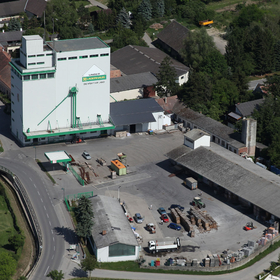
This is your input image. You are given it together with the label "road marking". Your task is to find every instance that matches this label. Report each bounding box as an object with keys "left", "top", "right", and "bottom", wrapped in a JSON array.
[
  {"left": 46, "top": 213, "right": 49, "bottom": 218},
  {"left": 44, "top": 205, "right": 46, "bottom": 210},
  {"left": 44, "top": 266, "right": 49, "bottom": 276},
  {"left": 54, "top": 246, "right": 55, "bottom": 251},
  {"left": 52, "top": 255, "right": 54, "bottom": 260},
  {"left": 41, "top": 198, "right": 43, "bottom": 203},
  {"left": 30, "top": 177, "right": 33, "bottom": 181},
  {"left": 51, "top": 230, "right": 53, "bottom": 234},
  {"left": 53, "top": 236, "right": 54, "bottom": 242},
  {"left": 34, "top": 184, "right": 37, "bottom": 188},
  {"left": 37, "top": 191, "right": 40, "bottom": 196},
  {"left": 49, "top": 221, "right": 51, "bottom": 226}
]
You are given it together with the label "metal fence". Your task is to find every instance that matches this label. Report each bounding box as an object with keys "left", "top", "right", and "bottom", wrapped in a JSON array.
[{"left": 68, "top": 164, "right": 85, "bottom": 186}]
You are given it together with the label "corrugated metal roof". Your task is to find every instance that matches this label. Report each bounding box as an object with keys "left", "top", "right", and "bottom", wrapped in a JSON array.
[
  {"left": 235, "top": 99, "right": 264, "bottom": 117},
  {"left": 184, "top": 129, "right": 209, "bottom": 141},
  {"left": 0, "top": 31, "right": 23, "bottom": 45},
  {"left": 166, "top": 143, "right": 280, "bottom": 219},
  {"left": 90, "top": 195, "right": 138, "bottom": 249},
  {"left": 110, "top": 98, "right": 163, "bottom": 126},
  {"left": 111, "top": 45, "right": 189, "bottom": 78},
  {"left": 0, "top": 0, "right": 26, "bottom": 17},
  {"left": 110, "top": 72, "right": 158, "bottom": 93},
  {"left": 228, "top": 112, "right": 242, "bottom": 120}
]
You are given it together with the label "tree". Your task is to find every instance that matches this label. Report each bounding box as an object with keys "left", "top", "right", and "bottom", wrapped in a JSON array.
[
  {"left": 154, "top": 56, "right": 178, "bottom": 97},
  {"left": 0, "top": 251, "right": 17, "bottom": 280},
  {"left": 47, "top": 270, "right": 64, "bottom": 280},
  {"left": 17, "top": 277, "right": 27, "bottom": 280},
  {"left": 151, "top": 0, "right": 165, "bottom": 18},
  {"left": 117, "top": 7, "right": 130, "bottom": 29},
  {"left": 96, "top": 11, "right": 106, "bottom": 31},
  {"left": 182, "top": 28, "right": 216, "bottom": 70},
  {"left": 75, "top": 196, "right": 94, "bottom": 245},
  {"left": 138, "top": 0, "right": 152, "bottom": 21},
  {"left": 80, "top": 255, "right": 97, "bottom": 279},
  {"left": 275, "top": 40, "right": 280, "bottom": 71},
  {"left": 88, "top": 23, "right": 94, "bottom": 34},
  {"left": 77, "top": 4, "right": 90, "bottom": 26},
  {"left": 8, "top": 18, "right": 21, "bottom": 31},
  {"left": 9, "top": 233, "right": 25, "bottom": 253}
]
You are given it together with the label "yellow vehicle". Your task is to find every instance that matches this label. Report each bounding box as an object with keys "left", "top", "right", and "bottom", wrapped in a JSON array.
[{"left": 199, "top": 20, "right": 213, "bottom": 26}]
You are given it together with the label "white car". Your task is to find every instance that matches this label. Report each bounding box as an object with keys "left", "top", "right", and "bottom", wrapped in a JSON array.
[{"left": 82, "top": 151, "right": 91, "bottom": 160}]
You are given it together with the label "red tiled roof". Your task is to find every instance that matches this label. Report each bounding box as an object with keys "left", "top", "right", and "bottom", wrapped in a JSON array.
[{"left": 156, "top": 95, "right": 178, "bottom": 114}]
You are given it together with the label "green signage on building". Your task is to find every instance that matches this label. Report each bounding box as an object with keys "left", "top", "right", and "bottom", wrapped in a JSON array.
[{"left": 82, "top": 75, "right": 106, "bottom": 82}]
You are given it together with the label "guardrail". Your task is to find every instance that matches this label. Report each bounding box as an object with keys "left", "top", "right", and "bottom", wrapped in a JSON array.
[{"left": 0, "top": 165, "right": 42, "bottom": 279}]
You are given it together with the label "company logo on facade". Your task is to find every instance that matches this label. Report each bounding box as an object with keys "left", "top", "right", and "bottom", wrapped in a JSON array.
[{"left": 82, "top": 65, "right": 106, "bottom": 82}]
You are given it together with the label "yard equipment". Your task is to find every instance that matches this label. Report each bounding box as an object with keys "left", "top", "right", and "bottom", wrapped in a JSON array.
[
  {"left": 199, "top": 20, "right": 213, "bottom": 26},
  {"left": 192, "top": 197, "right": 205, "bottom": 209},
  {"left": 244, "top": 222, "right": 257, "bottom": 231}
]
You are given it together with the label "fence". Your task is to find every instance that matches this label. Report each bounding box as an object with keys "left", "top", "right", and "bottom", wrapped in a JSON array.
[
  {"left": 68, "top": 164, "right": 85, "bottom": 186},
  {"left": 65, "top": 191, "right": 94, "bottom": 211}
]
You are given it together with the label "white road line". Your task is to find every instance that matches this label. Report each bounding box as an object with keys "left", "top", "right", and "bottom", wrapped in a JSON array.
[
  {"left": 44, "top": 205, "right": 46, "bottom": 210},
  {"left": 49, "top": 221, "right": 51, "bottom": 226},
  {"left": 54, "top": 246, "right": 55, "bottom": 251},
  {"left": 47, "top": 213, "right": 49, "bottom": 218},
  {"left": 52, "top": 255, "right": 54, "bottom": 260},
  {"left": 41, "top": 198, "right": 43, "bottom": 203},
  {"left": 34, "top": 184, "right": 37, "bottom": 188},
  {"left": 44, "top": 266, "right": 49, "bottom": 276},
  {"left": 30, "top": 177, "right": 32, "bottom": 181},
  {"left": 53, "top": 236, "right": 54, "bottom": 242},
  {"left": 51, "top": 230, "right": 53, "bottom": 234},
  {"left": 37, "top": 191, "right": 40, "bottom": 196}
]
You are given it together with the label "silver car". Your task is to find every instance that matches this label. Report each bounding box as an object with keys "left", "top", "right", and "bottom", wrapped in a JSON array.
[
  {"left": 134, "top": 213, "right": 143, "bottom": 223},
  {"left": 82, "top": 151, "right": 91, "bottom": 160}
]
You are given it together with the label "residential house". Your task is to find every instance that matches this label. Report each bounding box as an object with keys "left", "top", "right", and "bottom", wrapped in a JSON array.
[
  {"left": 0, "top": 30, "right": 23, "bottom": 53},
  {"left": 0, "top": 0, "right": 26, "bottom": 18},
  {"left": 25, "top": 0, "right": 47, "bottom": 18}
]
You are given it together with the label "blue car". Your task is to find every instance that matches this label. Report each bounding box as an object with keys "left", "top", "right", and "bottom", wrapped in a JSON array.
[
  {"left": 168, "top": 222, "right": 181, "bottom": 231},
  {"left": 158, "top": 207, "right": 167, "bottom": 215}
]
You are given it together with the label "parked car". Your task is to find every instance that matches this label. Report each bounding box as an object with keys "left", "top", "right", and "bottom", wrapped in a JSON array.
[
  {"left": 161, "top": 214, "right": 169, "bottom": 223},
  {"left": 170, "top": 204, "right": 184, "bottom": 211},
  {"left": 158, "top": 207, "right": 167, "bottom": 215},
  {"left": 168, "top": 222, "right": 182, "bottom": 231},
  {"left": 134, "top": 213, "right": 143, "bottom": 223},
  {"left": 82, "top": 151, "right": 91, "bottom": 160}
]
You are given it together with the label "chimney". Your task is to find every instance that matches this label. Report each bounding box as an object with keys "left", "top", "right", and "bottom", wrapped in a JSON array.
[
  {"left": 241, "top": 118, "right": 257, "bottom": 157},
  {"left": 102, "top": 230, "right": 106, "bottom": 235}
]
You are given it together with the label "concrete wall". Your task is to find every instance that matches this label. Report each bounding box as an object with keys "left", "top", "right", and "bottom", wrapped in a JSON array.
[
  {"left": 193, "top": 135, "right": 210, "bottom": 149},
  {"left": 241, "top": 118, "right": 257, "bottom": 156},
  {"left": 97, "top": 245, "right": 139, "bottom": 262}
]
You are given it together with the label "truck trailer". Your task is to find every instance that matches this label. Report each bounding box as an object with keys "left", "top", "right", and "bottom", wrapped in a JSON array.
[
  {"left": 148, "top": 237, "right": 181, "bottom": 253},
  {"left": 184, "top": 177, "right": 197, "bottom": 190}
]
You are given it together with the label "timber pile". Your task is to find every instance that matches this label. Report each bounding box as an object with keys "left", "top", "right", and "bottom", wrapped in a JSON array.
[
  {"left": 190, "top": 207, "right": 217, "bottom": 231},
  {"left": 175, "top": 209, "right": 194, "bottom": 235},
  {"left": 170, "top": 208, "right": 180, "bottom": 224}
]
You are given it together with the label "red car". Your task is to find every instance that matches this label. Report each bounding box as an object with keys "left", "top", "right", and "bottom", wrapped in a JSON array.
[{"left": 161, "top": 214, "right": 169, "bottom": 223}]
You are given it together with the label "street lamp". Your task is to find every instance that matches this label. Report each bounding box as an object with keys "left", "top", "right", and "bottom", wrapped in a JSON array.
[{"left": 118, "top": 186, "right": 121, "bottom": 202}]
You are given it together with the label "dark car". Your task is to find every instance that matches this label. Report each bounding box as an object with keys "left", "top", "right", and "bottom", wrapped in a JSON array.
[
  {"left": 168, "top": 222, "right": 181, "bottom": 231},
  {"left": 170, "top": 204, "right": 184, "bottom": 211},
  {"left": 158, "top": 207, "right": 167, "bottom": 215}
]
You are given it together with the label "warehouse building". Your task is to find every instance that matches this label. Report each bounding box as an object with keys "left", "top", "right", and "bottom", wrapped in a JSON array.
[
  {"left": 166, "top": 130, "right": 280, "bottom": 223},
  {"left": 10, "top": 35, "right": 114, "bottom": 146},
  {"left": 89, "top": 195, "right": 139, "bottom": 262}
]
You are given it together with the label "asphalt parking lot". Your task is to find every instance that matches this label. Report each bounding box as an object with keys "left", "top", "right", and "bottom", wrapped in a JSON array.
[{"left": 31, "top": 131, "right": 266, "bottom": 264}]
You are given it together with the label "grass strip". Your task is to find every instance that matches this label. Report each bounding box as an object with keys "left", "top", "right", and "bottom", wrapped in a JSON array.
[{"left": 36, "top": 159, "right": 56, "bottom": 184}]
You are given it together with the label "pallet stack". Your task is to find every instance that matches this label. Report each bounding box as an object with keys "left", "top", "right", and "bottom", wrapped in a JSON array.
[
  {"left": 190, "top": 207, "right": 218, "bottom": 231},
  {"left": 170, "top": 208, "right": 180, "bottom": 224},
  {"left": 177, "top": 211, "right": 194, "bottom": 234}
]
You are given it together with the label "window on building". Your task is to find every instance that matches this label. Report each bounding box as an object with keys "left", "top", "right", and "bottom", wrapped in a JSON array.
[
  {"left": 37, "top": 54, "right": 44, "bottom": 57},
  {"left": 217, "top": 138, "right": 220, "bottom": 144},
  {"left": 37, "top": 62, "right": 45, "bottom": 65},
  {"left": 24, "top": 75, "right": 30, "bottom": 80},
  {"left": 229, "top": 147, "right": 232, "bottom": 151},
  {"left": 48, "top": 73, "right": 54, "bottom": 78},
  {"left": 46, "top": 53, "right": 53, "bottom": 56},
  {"left": 12, "top": 118, "right": 14, "bottom": 121},
  {"left": 11, "top": 75, "right": 14, "bottom": 79},
  {"left": 58, "top": 57, "right": 66, "bottom": 61},
  {"left": 79, "top": 55, "right": 88, "bottom": 59},
  {"left": 40, "top": 74, "right": 46, "bottom": 79},
  {"left": 28, "top": 55, "right": 35, "bottom": 58},
  {"left": 222, "top": 140, "right": 225, "bottom": 147},
  {"left": 109, "top": 243, "right": 135, "bottom": 257},
  {"left": 90, "top": 54, "right": 98, "bottom": 58},
  {"left": 101, "top": 53, "right": 109, "bottom": 57},
  {"left": 234, "top": 149, "right": 237, "bottom": 154},
  {"left": 11, "top": 84, "right": 14, "bottom": 87},
  {"left": 68, "top": 56, "right": 77, "bottom": 60},
  {"left": 181, "top": 76, "right": 184, "bottom": 79},
  {"left": 28, "top": 63, "right": 36, "bottom": 65},
  {"left": 32, "top": 74, "right": 38, "bottom": 80}
]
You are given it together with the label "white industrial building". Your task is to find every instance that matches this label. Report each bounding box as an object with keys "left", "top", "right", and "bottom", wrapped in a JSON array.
[
  {"left": 10, "top": 35, "right": 114, "bottom": 146},
  {"left": 90, "top": 195, "right": 140, "bottom": 262}
]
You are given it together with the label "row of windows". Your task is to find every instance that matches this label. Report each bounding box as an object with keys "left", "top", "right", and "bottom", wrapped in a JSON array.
[
  {"left": 28, "top": 62, "right": 45, "bottom": 66},
  {"left": 23, "top": 73, "right": 54, "bottom": 81},
  {"left": 28, "top": 53, "right": 52, "bottom": 58},
  {"left": 57, "top": 53, "right": 108, "bottom": 61}
]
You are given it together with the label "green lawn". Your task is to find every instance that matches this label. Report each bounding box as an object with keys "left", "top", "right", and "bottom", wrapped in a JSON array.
[
  {"left": 207, "top": 0, "right": 244, "bottom": 11},
  {"left": 74, "top": 0, "right": 90, "bottom": 8},
  {"left": 0, "top": 195, "right": 15, "bottom": 249}
]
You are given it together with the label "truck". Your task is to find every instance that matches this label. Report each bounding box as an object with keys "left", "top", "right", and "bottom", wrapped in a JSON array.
[
  {"left": 148, "top": 237, "right": 181, "bottom": 254},
  {"left": 184, "top": 177, "right": 197, "bottom": 190}
]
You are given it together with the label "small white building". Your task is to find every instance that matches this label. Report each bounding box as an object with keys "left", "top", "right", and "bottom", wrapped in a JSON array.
[
  {"left": 10, "top": 35, "right": 114, "bottom": 146},
  {"left": 184, "top": 129, "right": 210, "bottom": 150},
  {"left": 109, "top": 98, "right": 169, "bottom": 134},
  {"left": 89, "top": 195, "right": 139, "bottom": 262}
]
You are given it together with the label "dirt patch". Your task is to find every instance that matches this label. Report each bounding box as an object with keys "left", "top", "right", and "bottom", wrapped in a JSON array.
[
  {"left": 216, "top": 0, "right": 258, "bottom": 13},
  {"left": 2, "top": 178, "right": 35, "bottom": 279},
  {"left": 206, "top": 27, "right": 227, "bottom": 55}
]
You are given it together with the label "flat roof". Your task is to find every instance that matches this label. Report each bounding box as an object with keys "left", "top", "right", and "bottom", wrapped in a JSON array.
[
  {"left": 47, "top": 37, "right": 109, "bottom": 52},
  {"left": 90, "top": 195, "right": 138, "bottom": 249},
  {"left": 44, "top": 151, "right": 72, "bottom": 163},
  {"left": 184, "top": 128, "right": 209, "bottom": 141},
  {"left": 166, "top": 142, "right": 280, "bottom": 219}
]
